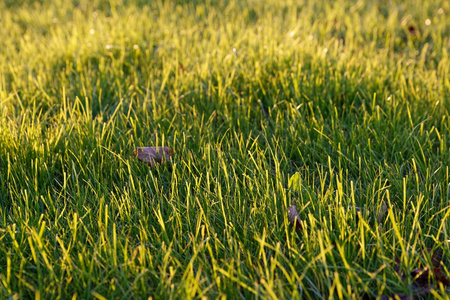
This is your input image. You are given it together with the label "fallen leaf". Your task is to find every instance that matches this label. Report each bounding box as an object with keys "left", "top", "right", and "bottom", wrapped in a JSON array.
[
  {"left": 434, "top": 268, "right": 450, "bottom": 286},
  {"left": 288, "top": 205, "right": 302, "bottom": 231},
  {"left": 426, "top": 248, "right": 450, "bottom": 286},
  {"left": 383, "top": 248, "right": 450, "bottom": 299},
  {"left": 410, "top": 267, "right": 431, "bottom": 285},
  {"left": 377, "top": 201, "right": 387, "bottom": 224},
  {"left": 408, "top": 25, "right": 417, "bottom": 36},
  {"left": 134, "top": 146, "right": 174, "bottom": 167}
]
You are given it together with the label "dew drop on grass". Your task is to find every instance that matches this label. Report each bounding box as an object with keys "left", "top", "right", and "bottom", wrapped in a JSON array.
[
  {"left": 425, "top": 19, "right": 431, "bottom": 26},
  {"left": 89, "top": 29, "right": 95, "bottom": 35}
]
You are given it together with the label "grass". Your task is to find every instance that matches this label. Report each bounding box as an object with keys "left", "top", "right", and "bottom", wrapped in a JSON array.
[{"left": 0, "top": 0, "right": 449, "bottom": 298}]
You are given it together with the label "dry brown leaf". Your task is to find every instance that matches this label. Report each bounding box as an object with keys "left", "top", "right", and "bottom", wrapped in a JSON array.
[
  {"left": 408, "top": 25, "right": 418, "bottom": 36},
  {"left": 134, "top": 146, "right": 174, "bottom": 167},
  {"left": 383, "top": 248, "right": 450, "bottom": 299},
  {"left": 434, "top": 268, "right": 450, "bottom": 286},
  {"left": 410, "top": 267, "right": 431, "bottom": 286},
  {"left": 426, "top": 248, "right": 450, "bottom": 286},
  {"left": 288, "top": 205, "right": 302, "bottom": 231},
  {"left": 377, "top": 201, "right": 387, "bottom": 224}
]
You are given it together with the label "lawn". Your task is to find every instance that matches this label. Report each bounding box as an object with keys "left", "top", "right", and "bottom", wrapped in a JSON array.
[{"left": 1, "top": 0, "right": 450, "bottom": 298}]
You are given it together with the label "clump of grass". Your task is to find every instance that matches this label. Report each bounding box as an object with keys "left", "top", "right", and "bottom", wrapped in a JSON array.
[{"left": 0, "top": 0, "right": 449, "bottom": 298}]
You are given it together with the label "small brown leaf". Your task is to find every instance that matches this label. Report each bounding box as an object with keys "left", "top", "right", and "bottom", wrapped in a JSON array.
[
  {"left": 385, "top": 247, "right": 450, "bottom": 299},
  {"left": 435, "top": 268, "right": 450, "bottom": 286},
  {"left": 427, "top": 248, "right": 450, "bottom": 286},
  {"left": 408, "top": 25, "right": 417, "bottom": 35},
  {"left": 288, "top": 205, "right": 302, "bottom": 231},
  {"left": 134, "top": 146, "right": 174, "bottom": 167},
  {"left": 377, "top": 201, "right": 387, "bottom": 223},
  {"left": 411, "top": 267, "right": 430, "bottom": 285}
]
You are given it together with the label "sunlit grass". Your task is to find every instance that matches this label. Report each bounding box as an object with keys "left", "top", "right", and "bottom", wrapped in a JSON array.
[{"left": 0, "top": 0, "right": 449, "bottom": 298}]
